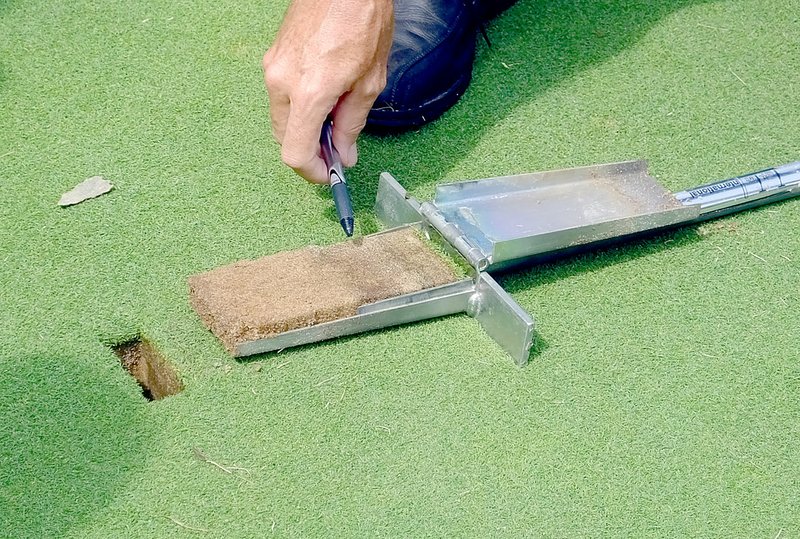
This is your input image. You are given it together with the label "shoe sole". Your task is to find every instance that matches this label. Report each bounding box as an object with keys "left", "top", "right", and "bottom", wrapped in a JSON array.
[{"left": 365, "top": 69, "right": 473, "bottom": 133}]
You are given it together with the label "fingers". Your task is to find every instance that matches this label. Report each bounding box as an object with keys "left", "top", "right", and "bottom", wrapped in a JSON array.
[
  {"left": 266, "top": 90, "right": 290, "bottom": 144},
  {"left": 263, "top": 51, "right": 291, "bottom": 143},
  {"left": 276, "top": 81, "right": 379, "bottom": 182},
  {"left": 263, "top": 0, "right": 394, "bottom": 184},
  {"left": 265, "top": 51, "right": 333, "bottom": 184},
  {"left": 263, "top": 39, "right": 386, "bottom": 183},
  {"left": 330, "top": 77, "right": 385, "bottom": 167},
  {"left": 281, "top": 93, "right": 332, "bottom": 184}
]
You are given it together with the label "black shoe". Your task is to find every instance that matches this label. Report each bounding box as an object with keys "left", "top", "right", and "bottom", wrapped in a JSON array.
[{"left": 366, "top": 0, "right": 518, "bottom": 132}]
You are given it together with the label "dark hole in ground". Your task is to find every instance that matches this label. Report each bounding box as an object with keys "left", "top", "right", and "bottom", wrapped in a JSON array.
[{"left": 112, "top": 337, "right": 183, "bottom": 401}]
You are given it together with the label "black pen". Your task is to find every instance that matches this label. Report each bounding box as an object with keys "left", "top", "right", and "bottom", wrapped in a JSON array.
[{"left": 319, "top": 119, "right": 355, "bottom": 237}]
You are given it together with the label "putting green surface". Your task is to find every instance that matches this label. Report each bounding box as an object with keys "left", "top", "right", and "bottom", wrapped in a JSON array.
[{"left": 2, "top": 0, "right": 798, "bottom": 536}]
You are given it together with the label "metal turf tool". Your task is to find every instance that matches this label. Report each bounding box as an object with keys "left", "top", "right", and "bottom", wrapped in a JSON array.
[{"left": 238, "top": 160, "right": 799, "bottom": 365}]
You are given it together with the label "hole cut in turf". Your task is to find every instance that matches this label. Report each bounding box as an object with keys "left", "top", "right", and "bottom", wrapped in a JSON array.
[{"left": 112, "top": 337, "right": 183, "bottom": 401}]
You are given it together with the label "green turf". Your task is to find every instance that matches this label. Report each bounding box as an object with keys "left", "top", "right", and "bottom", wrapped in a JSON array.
[{"left": 1, "top": 0, "right": 799, "bottom": 536}]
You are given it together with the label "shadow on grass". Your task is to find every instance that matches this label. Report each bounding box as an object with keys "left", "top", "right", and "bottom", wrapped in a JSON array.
[
  {"left": 494, "top": 226, "right": 703, "bottom": 294},
  {"left": 0, "top": 354, "right": 149, "bottom": 537},
  {"left": 336, "top": 0, "right": 716, "bottom": 214}
]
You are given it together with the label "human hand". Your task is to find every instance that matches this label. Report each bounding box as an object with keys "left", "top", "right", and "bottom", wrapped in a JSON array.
[{"left": 263, "top": 0, "right": 394, "bottom": 183}]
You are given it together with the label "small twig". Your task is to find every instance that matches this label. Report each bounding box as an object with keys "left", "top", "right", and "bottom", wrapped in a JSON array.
[
  {"left": 276, "top": 361, "right": 289, "bottom": 369},
  {"left": 376, "top": 425, "right": 391, "bottom": 433},
  {"left": 194, "top": 448, "right": 234, "bottom": 474},
  {"left": 193, "top": 448, "right": 251, "bottom": 478},
  {"left": 315, "top": 375, "right": 338, "bottom": 387},
  {"left": 773, "top": 528, "right": 784, "bottom": 539},
  {"left": 780, "top": 254, "right": 792, "bottom": 262},
  {"left": 167, "top": 516, "right": 209, "bottom": 533},
  {"left": 0, "top": 150, "right": 13, "bottom": 159},
  {"left": 697, "top": 22, "right": 727, "bottom": 31},
  {"left": 729, "top": 68, "right": 749, "bottom": 87},
  {"left": 749, "top": 252, "right": 767, "bottom": 264}
]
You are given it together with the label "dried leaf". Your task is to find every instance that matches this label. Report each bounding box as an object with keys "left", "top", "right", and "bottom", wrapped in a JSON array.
[{"left": 58, "top": 176, "right": 113, "bottom": 206}]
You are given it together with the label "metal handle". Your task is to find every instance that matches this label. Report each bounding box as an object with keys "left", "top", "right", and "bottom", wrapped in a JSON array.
[{"left": 675, "top": 161, "right": 800, "bottom": 215}]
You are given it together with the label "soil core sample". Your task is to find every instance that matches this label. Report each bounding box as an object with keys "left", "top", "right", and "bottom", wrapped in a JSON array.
[{"left": 188, "top": 227, "right": 460, "bottom": 354}]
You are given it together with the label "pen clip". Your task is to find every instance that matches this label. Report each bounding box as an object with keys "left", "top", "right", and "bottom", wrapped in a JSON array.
[{"left": 320, "top": 120, "right": 346, "bottom": 185}]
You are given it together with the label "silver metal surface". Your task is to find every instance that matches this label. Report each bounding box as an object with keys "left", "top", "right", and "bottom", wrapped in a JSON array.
[
  {"left": 355, "top": 279, "right": 475, "bottom": 315},
  {"left": 471, "top": 273, "right": 535, "bottom": 366},
  {"left": 675, "top": 161, "right": 800, "bottom": 216},
  {"left": 235, "top": 278, "right": 476, "bottom": 357},
  {"left": 231, "top": 159, "right": 798, "bottom": 366},
  {"left": 432, "top": 160, "right": 700, "bottom": 270},
  {"left": 418, "top": 202, "right": 489, "bottom": 270},
  {"left": 375, "top": 174, "right": 479, "bottom": 277},
  {"left": 374, "top": 173, "right": 423, "bottom": 228},
  {"left": 235, "top": 274, "right": 535, "bottom": 364}
]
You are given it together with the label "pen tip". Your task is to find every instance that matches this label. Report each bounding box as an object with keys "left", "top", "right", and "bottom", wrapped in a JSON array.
[{"left": 341, "top": 218, "right": 354, "bottom": 237}]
